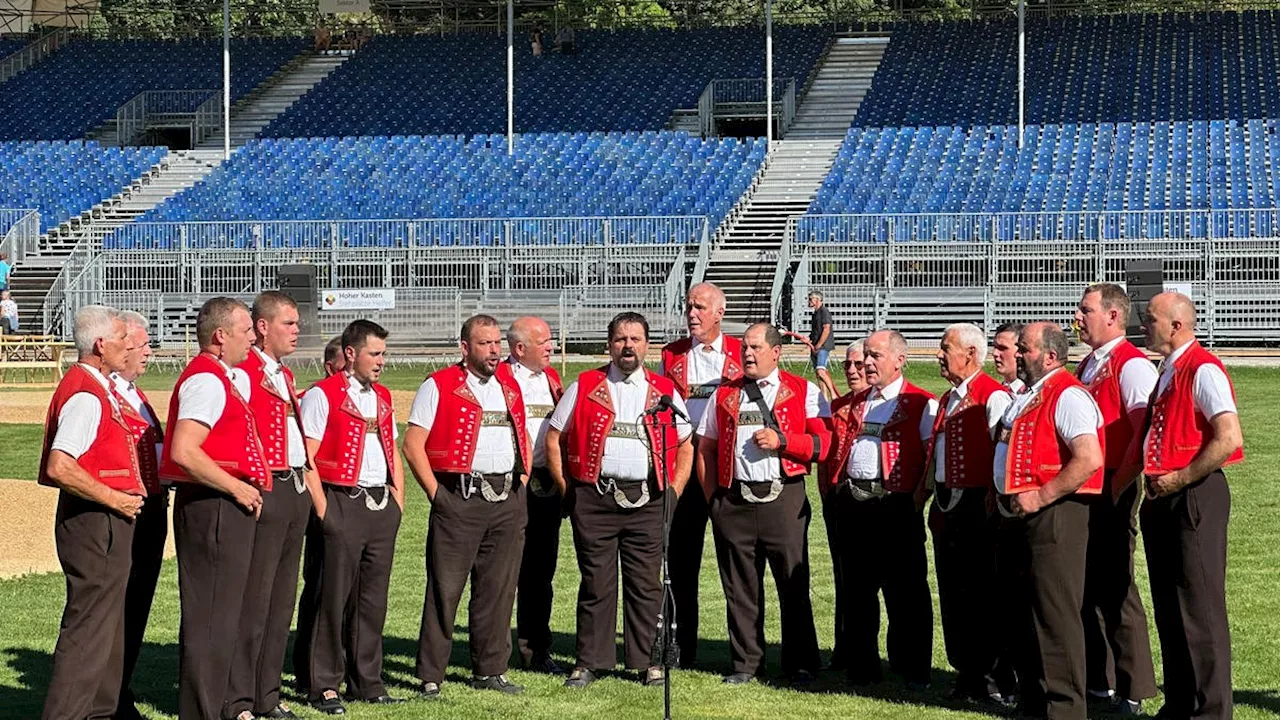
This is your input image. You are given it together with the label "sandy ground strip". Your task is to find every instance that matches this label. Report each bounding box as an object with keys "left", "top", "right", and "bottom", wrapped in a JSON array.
[
  {"left": 0, "top": 478, "right": 177, "bottom": 579},
  {"left": 0, "top": 390, "right": 422, "bottom": 425}
]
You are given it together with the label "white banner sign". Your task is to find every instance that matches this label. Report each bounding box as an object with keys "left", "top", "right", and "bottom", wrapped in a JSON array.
[
  {"left": 319, "top": 0, "right": 370, "bottom": 14},
  {"left": 321, "top": 288, "right": 395, "bottom": 312}
]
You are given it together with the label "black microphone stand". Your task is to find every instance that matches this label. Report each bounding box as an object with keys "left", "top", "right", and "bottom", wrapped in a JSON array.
[{"left": 644, "top": 406, "right": 678, "bottom": 720}]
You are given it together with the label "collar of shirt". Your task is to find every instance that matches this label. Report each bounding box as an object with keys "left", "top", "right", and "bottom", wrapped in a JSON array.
[
  {"left": 108, "top": 371, "right": 136, "bottom": 394},
  {"left": 253, "top": 345, "right": 284, "bottom": 376},
  {"left": 950, "top": 370, "right": 984, "bottom": 400},
  {"left": 1163, "top": 338, "right": 1196, "bottom": 372},
  {"left": 753, "top": 368, "right": 781, "bottom": 389},
  {"left": 1087, "top": 335, "right": 1126, "bottom": 368},
  {"left": 466, "top": 368, "right": 496, "bottom": 387},
  {"left": 345, "top": 372, "right": 374, "bottom": 395},
  {"left": 870, "top": 375, "right": 905, "bottom": 402},
  {"left": 508, "top": 357, "right": 544, "bottom": 380},
  {"left": 1029, "top": 367, "right": 1064, "bottom": 393},
  {"left": 77, "top": 363, "right": 113, "bottom": 392},
  {"left": 696, "top": 333, "right": 724, "bottom": 354},
  {"left": 608, "top": 364, "right": 647, "bottom": 386}
]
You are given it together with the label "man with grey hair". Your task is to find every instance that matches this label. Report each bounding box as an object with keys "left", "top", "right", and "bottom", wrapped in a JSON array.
[
  {"left": 39, "top": 304, "right": 144, "bottom": 720},
  {"left": 929, "top": 323, "right": 1015, "bottom": 705},
  {"left": 109, "top": 311, "right": 168, "bottom": 720},
  {"left": 994, "top": 321, "right": 1104, "bottom": 720}
]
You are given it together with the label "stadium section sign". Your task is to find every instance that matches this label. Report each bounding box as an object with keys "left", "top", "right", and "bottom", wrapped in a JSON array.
[
  {"left": 321, "top": 288, "right": 395, "bottom": 311},
  {"left": 319, "top": 0, "right": 370, "bottom": 13}
]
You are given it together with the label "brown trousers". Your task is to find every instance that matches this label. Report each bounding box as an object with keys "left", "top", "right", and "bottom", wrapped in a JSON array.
[
  {"left": 290, "top": 510, "right": 323, "bottom": 691},
  {"left": 837, "top": 488, "right": 933, "bottom": 685},
  {"left": 174, "top": 485, "right": 257, "bottom": 720},
  {"left": 1141, "top": 470, "right": 1232, "bottom": 720},
  {"left": 568, "top": 478, "right": 667, "bottom": 671},
  {"left": 821, "top": 489, "right": 847, "bottom": 664},
  {"left": 227, "top": 471, "right": 312, "bottom": 716},
  {"left": 1082, "top": 476, "right": 1157, "bottom": 700},
  {"left": 930, "top": 487, "right": 1000, "bottom": 696},
  {"left": 42, "top": 493, "right": 135, "bottom": 720},
  {"left": 117, "top": 491, "right": 169, "bottom": 717},
  {"left": 708, "top": 478, "right": 820, "bottom": 678},
  {"left": 516, "top": 468, "right": 564, "bottom": 665},
  {"left": 415, "top": 477, "right": 527, "bottom": 684},
  {"left": 668, "top": 483, "right": 709, "bottom": 667},
  {"left": 309, "top": 486, "right": 401, "bottom": 700}
]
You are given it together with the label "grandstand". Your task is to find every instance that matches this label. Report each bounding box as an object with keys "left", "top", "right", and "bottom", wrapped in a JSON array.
[{"left": 1, "top": 7, "right": 1279, "bottom": 347}]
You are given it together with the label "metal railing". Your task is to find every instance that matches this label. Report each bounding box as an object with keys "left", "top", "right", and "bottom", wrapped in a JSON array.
[
  {"left": 695, "top": 77, "right": 797, "bottom": 138},
  {"left": 0, "top": 209, "right": 39, "bottom": 267},
  {"left": 0, "top": 27, "right": 75, "bottom": 85},
  {"left": 776, "top": 209, "right": 1280, "bottom": 344},
  {"left": 115, "top": 90, "right": 221, "bottom": 146}
]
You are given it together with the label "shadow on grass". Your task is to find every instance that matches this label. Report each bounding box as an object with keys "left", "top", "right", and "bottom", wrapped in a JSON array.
[
  {"left": 1237, "top": 689, "right": 1280, "bottom": 715},
  {"left": 0, "top": 641, "right": 180, "bottom": 719}
]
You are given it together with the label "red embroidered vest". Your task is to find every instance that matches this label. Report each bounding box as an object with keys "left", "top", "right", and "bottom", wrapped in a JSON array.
[
  {"left": 160, "top": 353, "right": 271, "bottom": 489},
  {"left": 661, "top": 334, "right": 744, "bottom": 399},
  {"left": 312, "top": 372, "right": 397, "bottom": 487},
  {"left": 113, "top": 383, "right": 164, "bottom": 495},
  {"left": 240, "top": 348, "right": 307, "bottom": 472},
  {"left": 564, "top": 366, "right": 680, "bottom": 487},
  {"left": 420, "top": 363, "right": 531, "bottom": 475},
  {"left": 39, "top": 364, "right": 145, "bottom": 495},
  {"left": 928, "top": 372, "right": 1007, "bottom": 489},
  {"left": 1078, "top": 339, "right": 1151, "bottom": 470},
  {"left": 1144, "top": 341, "right": 1244, "bottom": 475},
  {"left": 826, "top": 379, "right": 935, "bottom": 493},
  {"left": 1002, "top": 370, "right": 1104, "bottom": 495},
  {"left": 710, "top": 371, "right": 830, "bottom": 488}
]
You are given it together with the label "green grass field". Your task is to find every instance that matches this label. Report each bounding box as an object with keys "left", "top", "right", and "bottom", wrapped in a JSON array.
[{"left": 1, "top": 361, "right": 1278, "bottom": 719}]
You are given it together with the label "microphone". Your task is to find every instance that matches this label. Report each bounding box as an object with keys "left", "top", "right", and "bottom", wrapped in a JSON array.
[{"left": 646, "top": 394, "right": 691, "bottom": 424}]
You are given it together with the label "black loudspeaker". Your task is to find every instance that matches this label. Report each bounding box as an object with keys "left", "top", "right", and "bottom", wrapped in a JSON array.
[
  {"left": 277, "top": 264, "right": 321, "bottom": 348},
  {"left": 1126, "top": 259, "right": 1163, "bottom": 347}
]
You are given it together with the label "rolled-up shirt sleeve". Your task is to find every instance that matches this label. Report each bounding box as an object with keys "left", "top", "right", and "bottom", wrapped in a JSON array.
[{"left": 176, "top": 373, "right": 227, "bottom": 427}]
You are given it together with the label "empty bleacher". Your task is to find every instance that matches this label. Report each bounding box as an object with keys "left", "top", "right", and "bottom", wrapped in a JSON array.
[{"left": 263, "top": 28, "right": 828, "bottom": 137}]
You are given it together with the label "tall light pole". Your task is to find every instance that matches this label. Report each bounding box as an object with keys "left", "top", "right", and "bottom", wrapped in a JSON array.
[
  {"left": 765, "top": 0, "right": 774, "bottom": 145},
  {"left": 507, "top": 0, "right": 514, "bottom": 155},
  {"left": 222, "top": 0, "right": 231, "bottom": 159},
  {"left": 1017, "top": 0, "right": 1025, "bottom": 149}
]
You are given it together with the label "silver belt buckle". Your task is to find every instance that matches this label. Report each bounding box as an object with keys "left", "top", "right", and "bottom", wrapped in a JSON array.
[
  {"left": 293, "top": 467, "right": 308, "bottom": 495},
  {"left": 739, "top": 478, "right": 783, "bottom": 504},
  {"left": 996, "top": 493, "right": 1018, "bottom": 518},
  {"left": 845, "top": 478, "right": 886, "bottom": 502},
  {"left": 351, "top": 485, "right": 388, "bottom": 511},
  {"left": 597, "top": 477, "right": 650, "bottom": 509},
  {"left": 934, "top": 486, "right": 963, "bottom": 513},
  {"left": 477, "top": 471, "right": 513, "bottom": 503}
]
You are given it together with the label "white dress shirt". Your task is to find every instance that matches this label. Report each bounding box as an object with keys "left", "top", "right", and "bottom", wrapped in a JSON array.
[
  {"left": 506, "top": 358, "right": 557, "bottom": 468},
  {"left": 681, "top": 333, "right": 730, "bottom": 429},
  {"left": 175, "top": 357, "right": 252, "bottom": 428},
  {"left": 697, "top": 369, "right": 829, "bottom": 483},
  {"left": 1144, "top": 340, "right": 1238, "bottom": 456},
  {"left": 301, "top": 374, "right": 397, "bottom": 487},
  {"left": 110, "top": 372, "right": 163, "bottom": 466},
  {"left": 1005, "top": 377, "right": 1027, "bottom": 394},
  {"left": 408, "top": 368, "right": 516, "bottom": 475},
  {"left": 933, "top": 372, "right": 1013, "bottom": 485},
  {"left": 845, "top": 375, "right": 939, "bottom": 481},
  {"left": 51, "top": 363, "right": 117, "bottom": 459},
  {"left": 549, "top": 365, "right": 692, "bottom": 481},
  {"left": 251, "top": 347, "right": 307, "bottom": 468},
  {"left": 993, "top": 368, "right": 1103, "bottom": 493},
  {"left": 1079, "top": 336, "right": 1159, "bottom": 414}
]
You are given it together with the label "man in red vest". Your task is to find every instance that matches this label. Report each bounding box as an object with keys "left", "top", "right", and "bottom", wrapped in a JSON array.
[
  {"left": 160, "top": 297, "right": 269, "bottom": 720},
  {"left": 506, "top": 316, "right": 567, "bottom": 674},
  {"left": 993, "top": 323, "right": 1026, "bottom": 393},
  {"left": 928, "top": 323, "right": 1014, "bottom": 704},
  {"left": 300, "top": 320, "right": 404, "bottom": 714},
  {"left": 545, "top": 312, "right": 694, "bottom": 689},
  {"left": 1073, "top": 283, "right": 1158, "bottom": 713},
  {"left": 994, "top": 321, "right": 1104, "bottom": 720},
  {"left": 404, "top": 314, "right": 532, "bottom": 698},
  {"left": 659, "top": 282, "right": 742, "bottom": 668},
  {"left": 822, "top": 329, "right": 938, "bottom": 689},
  {"left": 1140, "top": 292, "right": 1243, "bottom": 720},
  {"left": 109, "top": 311, "right": 166, "bottom": 720},
  {"left": 696, "top": 322, "right": 829, "bottom": 686},
  {"left": 39, "top": 305, "right": 143, "bottom": 720},
  {"left": 226, "top": 291, "right": 315, "bottom": 720},
  {"left": 822, "top": 339, "right": 868, "bottom": 672},
  {"left": 292, "top": 334, "right": 346, "bottom": 696}
]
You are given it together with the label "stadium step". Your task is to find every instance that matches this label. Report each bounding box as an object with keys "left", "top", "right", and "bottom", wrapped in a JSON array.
[
  {"left": 785, "top": 35, "right": 887, "bottom": 140},
  {"left": 10, "top": 150, "right": 226, "bottom": 334},
  {"left": 197, "top": 53, "right": 351, "bottom": 150}
]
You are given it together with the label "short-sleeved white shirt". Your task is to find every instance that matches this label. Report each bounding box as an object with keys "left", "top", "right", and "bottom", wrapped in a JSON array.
[
  {"left": 675, "top": 333, "right": 731, "bottom": 429},
  {"left": 300, "top": 374, "right": 397, "bottom": 487},
  {"left": 933, "top": 372, "right": 1013, "bottom": 485},
  {"left": 110, "top": 372, "right": 162, "bottom": 466},
  {"left": 993, "top": 368, "right": 1103, "bottom": 493},
  {"left": 1079, "top": 336, "right": 1159, "bottom": 414},
  {"left": 697, "top": 369, "right": 828, "bottom": 483},
  {"left": 175, "top": 358, "right": 251, "bottom": 428},
  {"left": 1143, "top": 340, "right": 1238, "bottom": 456},
  {"left": 408, "top": 369, "right": 517, "bottom": 475},
  {"left": 844, "top": 376, "right": 939, "bottom": 481},
  {"left": 505, "top": 358, "right": 557, "bottom": 469},
  {"left": 250, "top": 347, "right": 307, "bottom": 468},
  {"left": 51, "top": 364, "right": 116, "bottom": 459}
]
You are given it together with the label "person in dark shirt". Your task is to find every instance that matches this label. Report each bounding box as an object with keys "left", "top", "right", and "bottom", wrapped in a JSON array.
[{"left": 789, "top": 291, "right": 838, "bottom": 400}]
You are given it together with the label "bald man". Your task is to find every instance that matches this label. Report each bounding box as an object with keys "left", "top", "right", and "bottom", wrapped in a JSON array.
[
  {"left": 660, "top": 282, "right": 743, "bottom": 668},
  {"left": 1140, "top": 293, "right": 1243, "bottom": 720},
  {"left": 506, "top": 316, "right": 567, "bottom": 674}
]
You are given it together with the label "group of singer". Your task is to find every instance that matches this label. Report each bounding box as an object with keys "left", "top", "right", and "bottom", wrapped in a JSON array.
[{"left": 38, "top": 281, "right": 1241, "bottom": 720}]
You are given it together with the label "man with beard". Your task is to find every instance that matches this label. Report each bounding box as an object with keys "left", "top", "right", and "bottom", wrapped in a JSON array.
[
  {"left": 697, "top": 323, "right": 828, "bottom": 686},
  {"left": 301, "top": 320, "right": 404, "bottom": 714},
  {"left": 110, "top": 311, "right": 166, "bottom": 720},
  {"left": 1073, "top": 284, "right": 1158, "bottom": 713},
  {"left": 405, "top": 314, "right": 532, "bottom": 698},
  {"left": 928, "top": 323, "right": 1014, "bottom": 704},
  {"left": 506, "top": 316, "right": 568, "bottom": 674},
  {"left": 994, "top": 322, "right": 1104, "bottom": 720},
  {"left": 1140, "top": 293, "right": 1242, "bottom": 720},
  {"left": 823, "top": 330, "right": 937, "bottom": 689},
  {"left": 993, "top": 323, "right": 1025, "bottom": 393},
  {"left": 546, "top": 312, "right": 694, "bottom": 689},
  {"left": 659, "top": 282, "right": 742, "bottom": 668}
]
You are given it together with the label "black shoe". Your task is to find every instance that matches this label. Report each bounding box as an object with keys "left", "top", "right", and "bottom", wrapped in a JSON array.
[
  {"left": 723, "top": 672, "right": 754, "bottom": 685},
  {"left": 309, "top": 690, "right": 346, "bottom": 715},
  {"left": 789, "top": 670, "right": 816, "bottom": 690},
  {"left": 116, "top": 705, "right": 145, "bottom": 720},
  {"left": 525, "top": 654, "right": 565, "bottom": 675},
  {"left": 564, "top": 667, "right": 598, "bottom": 689},
  {"left": 419, "top": 682, "right": 441, "bottom": 699},
  {"left": 472, "top": 674, "right": 524, "bottom": 695},
  {"left": 362, "top": 694, "right": 403, "bottom": 705},
  {"left": 1112, "top": 698, "right": 1142, "bottom": 716},
  {"left": 1089, "top": 689, "right": 1117, "bottom": 705},
  {"left": 257, "top": 703, "right": 299, "bottom": 719},
  {"left": 643, "top": 667, "right": 665, "bottom": 687}
]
